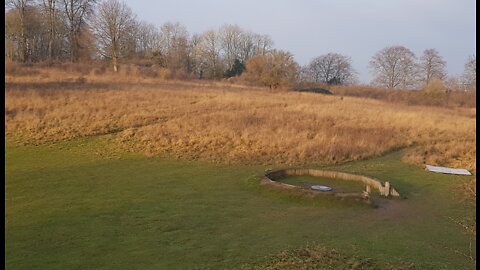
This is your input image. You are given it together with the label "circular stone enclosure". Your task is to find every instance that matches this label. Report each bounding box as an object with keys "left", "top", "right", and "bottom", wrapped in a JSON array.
[{"left": 261, "top": 168, "right": 400, "bottom": 203}]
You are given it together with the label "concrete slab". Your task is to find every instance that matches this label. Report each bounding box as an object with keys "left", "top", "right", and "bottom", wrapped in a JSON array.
[{"left": 425, "top": 165, "right": 472, "bottom": 175}]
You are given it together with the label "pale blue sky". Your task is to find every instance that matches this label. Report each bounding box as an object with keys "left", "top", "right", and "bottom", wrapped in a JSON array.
[{"left": 124, "top": 0, "right": 476, "bottom": 83}]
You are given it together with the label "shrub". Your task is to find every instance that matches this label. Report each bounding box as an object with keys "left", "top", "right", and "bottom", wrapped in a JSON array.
[
  {"left": 158, "top": 68, "right": 172, "bottom": 80},
  {"left": 243, "top": 50, "right": 299, "bottom": 89},
  {"left": 423, "top": 78, "right": 446, "bottom": 93}
]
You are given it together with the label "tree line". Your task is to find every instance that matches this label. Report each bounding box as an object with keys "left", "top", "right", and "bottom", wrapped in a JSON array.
[{"left": 5, "top": 0, "right": 476, "bottom": 91}]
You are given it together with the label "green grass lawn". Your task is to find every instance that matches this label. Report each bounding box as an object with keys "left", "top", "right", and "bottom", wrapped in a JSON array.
[{"left": 5, "top": 136, "right": 476, "bottom": 269}]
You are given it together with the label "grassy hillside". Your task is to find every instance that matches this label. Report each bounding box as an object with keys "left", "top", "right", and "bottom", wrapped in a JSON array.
[
  {"left": 5, "top": 137, "right": 475, "bottom": 269},
  {"left": 5, "top": 67, "right": 476, "bottom": 170},
  {"left": 5, "top": 66, "right": 476, "bottom": 269}
]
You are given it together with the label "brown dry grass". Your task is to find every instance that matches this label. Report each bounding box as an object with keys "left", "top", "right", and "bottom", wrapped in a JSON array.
[
  {"left": 330, "top": 84, "right": 476, "bottom": 108},
  {"left": 5, "top": 65, "right": 476, "bottom": 169}
]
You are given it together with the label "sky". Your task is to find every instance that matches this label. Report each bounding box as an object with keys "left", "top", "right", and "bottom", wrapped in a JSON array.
[{"left": 124, "top": 0, "right": 476, "bottom": 83}]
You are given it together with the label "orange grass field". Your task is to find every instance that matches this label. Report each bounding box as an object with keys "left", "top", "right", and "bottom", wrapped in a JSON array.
[{"left": 5, "top": 65, "right": 476, "bottom": 170}]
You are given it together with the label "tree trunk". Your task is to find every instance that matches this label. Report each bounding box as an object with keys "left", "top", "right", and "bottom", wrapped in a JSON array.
[
  {"left": 112, "top": 55, "right": 118, "bottom": 72},
  {"left": 112, "top": 42, "right": 118, "bottom": 72},
  {"left": 68, "top": 0, "right": 76, "bottom": 62},
  {"left": 48, "top": 39, "right": 54, "bottom": 60},
  {"left": 47, "top": 0, "right": 56, "bottom": 60},
  {"left": 19, "top": 5, "right": 27, "bottom": 62},
  {"left": 70, "top": 29, "right": 76, "bottom": 62}
]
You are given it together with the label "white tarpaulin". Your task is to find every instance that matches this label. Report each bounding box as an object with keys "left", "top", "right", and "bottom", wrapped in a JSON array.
[{"left": 425, "top": 165, "right": 472, "bottom": 175}]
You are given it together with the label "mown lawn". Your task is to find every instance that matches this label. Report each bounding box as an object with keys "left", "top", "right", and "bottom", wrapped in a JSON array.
[{"left": 5, "top": 136, "right": 476, "bottom": 269}]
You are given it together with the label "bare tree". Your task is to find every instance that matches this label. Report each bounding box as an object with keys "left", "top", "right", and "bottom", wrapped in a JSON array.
[
  {"left": 5, "top": 3, "right": 59, "bottom": 62},
  {"left": 237, "top": 31, "right": 254, "bottom": 63},
  {"left": 218, "top": 25, "right": 274, "bottom": 74},
  {"left": 444, "top": 75, "right": 463, "bottom": 92},
  {"left": 369, "top": 45, "right": 418, "bottom": 89},
  {"left": 251, "top": 33, "right": 273, "bottom": 56},
  {"left": 463, "top": 55, "right": 476, "bottom": 91},
  {"left": 197, "top": 29, "right": 222, "bottom": 79},
  {"left": 159, "top": 22, "right": 190, "bottom": 72},
  {"left": 189, "top": 33, "right": 206, "bottom": 78},
  {"left": 6, "top": 0, "right": 32, "bottom": 62},
  {"left": 419, "top": 48, "right": 446, "bottom": 85},
  {"left": 91, "top": 0, "right": 136, "bottom": 72},
  {"left": 41, "top": 0, "right": 56, "bottom": 59},
  {"left": 218, "top": 24, "right": 243, "bottom": 69},
  {"left": 136, "top": 21, "right": 161, "bottom": 59},
  {"left": 305, "top": 53, "right": 356, "bottom": 85},
  {"left": 119, "top": 19, "right": 142, "bottom": 60},
  {"left": 5, "top": 7, "right": 22, "bottom": 61},
  {"left": 159, "top": 22, "right": 187, "bottom": 53},
  {"left": 62, "top": 0, "right": 96, "bottom": 62},
  {"left": 25, "top": 5, "right": 50, "bottom": 61},
  {"left": 77, "top": 23, "right": 97, "bottom": 60}
]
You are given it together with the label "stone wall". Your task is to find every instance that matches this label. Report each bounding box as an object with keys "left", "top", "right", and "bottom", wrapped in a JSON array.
[{"left": 263, "top": 168, "right": 400, "bottom": 198}]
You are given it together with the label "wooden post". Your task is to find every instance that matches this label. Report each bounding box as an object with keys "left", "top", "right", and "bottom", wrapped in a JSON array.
[{"left": 384, "top": 182, "right": 390, "bottom": 197}]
